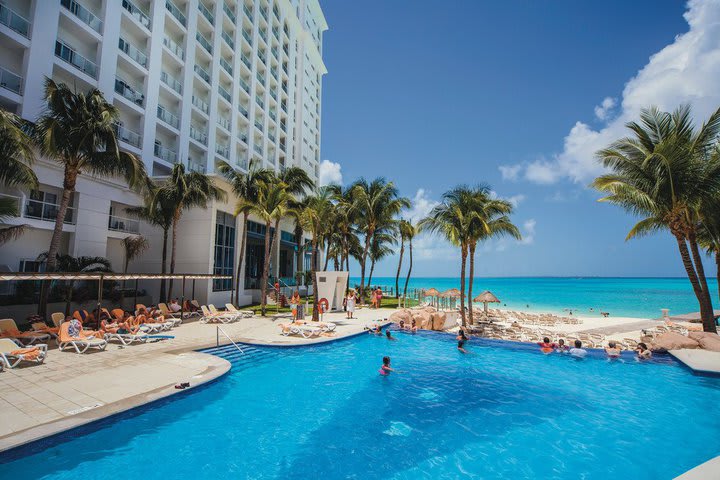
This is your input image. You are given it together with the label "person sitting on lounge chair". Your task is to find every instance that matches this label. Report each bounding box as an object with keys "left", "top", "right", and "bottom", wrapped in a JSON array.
[
  {"left": 67, "top": 318, "right": 100, "bottom": 339},
  {"left": 137, "top": 306, "right": 165, "bottom": 324},
  {"left": 168, "top": 299, "right": 182, "bottom": 313}
]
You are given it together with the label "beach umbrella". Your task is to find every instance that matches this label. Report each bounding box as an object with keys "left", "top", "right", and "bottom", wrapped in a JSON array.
[
  {"left": 441, "top": 288, "right": 462, "bottom": 310},
  {"left": 473, "top": 290, "right": 500, "bottom": 314},
  {"left": 425, "top": 288, "right": 440, "bottom": 308}
]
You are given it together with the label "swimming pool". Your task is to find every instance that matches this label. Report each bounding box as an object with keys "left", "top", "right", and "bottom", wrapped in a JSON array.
[{"left": 2, "top": 331, "right": 719, "bottom": 479}]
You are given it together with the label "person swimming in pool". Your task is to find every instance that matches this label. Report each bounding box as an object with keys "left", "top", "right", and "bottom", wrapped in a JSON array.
[
  {"left": 605, "top": 341, "right": 622, "bottom": 359},
  {"left": 386, "top": 330, "right": 397, "bottom": 341},
  {"left": 379, "top": 356, "right": 394, "bottom": 376},
  {"left": 635, "top": 342, "right": 652, "bottom": 360},
  {"left": 410, "top": 319, "right": 418, "bottom": 333},
  {"left": 555, "top": 338, "right": 570, "bottom": 353},
  {"left": 537, "top": 337, "right": 557, "bottom": 354},
  {"left": 457, "top": 328, "right": 468, "bottom": 353}
]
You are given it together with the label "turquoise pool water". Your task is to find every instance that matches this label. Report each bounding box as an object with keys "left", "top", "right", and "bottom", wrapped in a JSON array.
[
  {"left": 361, "top": 276, "right": 720, "bottom": 319},
  {"left": 2, "top": 332, "right": 719, "bottom": 479}
]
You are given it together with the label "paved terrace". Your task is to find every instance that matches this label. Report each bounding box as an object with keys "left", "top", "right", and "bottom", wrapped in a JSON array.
[{"left": 0, "top": 307, "right": 393, "bottom": 453}]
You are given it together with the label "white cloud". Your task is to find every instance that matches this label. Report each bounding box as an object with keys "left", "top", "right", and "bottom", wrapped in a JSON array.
[
  {"left": 499, "top": 0, "right": 720, "bottom": 185},
  {"left": 594, "top": 97, "right": 617, "bottom": 121},
  {"left": 405, "top": 188, "right": 439, "bottom": 224},
  {"left": 318, "top": 159, "right": 342, "bottom": 186},
  {"left": 519, "top": 219, "right": 536, "bottom": 245},
  {"left": 490, "top": 190, "right": 526, "bottom": 207}
]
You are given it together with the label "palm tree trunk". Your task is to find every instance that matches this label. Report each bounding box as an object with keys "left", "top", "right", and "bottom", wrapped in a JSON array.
[
  {"left": 311, "top": 238, "right": 319, "bottom": 321},
  {"left": 333, "top": 257, "right": 340, "bottom": 271},
  {"left": 403, "top": 238, "right": 413, "bottom": 305},
  {"left": 39, "top": 168, "right": 77, "bottom": 317},
  {"left": 368, "top": 259, "right": 375, "bottom": 290},
  {"left": 687, "top": 231, "right": 716, "bottom": 333},
  {"left": 345, "top": 253, "right": 349, "bottom": 273},
  {"left": 359, "top": 229, "right": 372, "bottom": 304},
  {"left": 395, "top": 242, "right": 404, "bottom": 299},
  {"left": 468, "top": 243, "right": 476, "bottom": 325},
  {"left": 323, "top": 241, "right": 331, "bottom": 271},
  {"left": 294, "top": 223, "right": 303, "bottom": 280},
  {"left": 674, "top": 235, "right": 716, "bottom": 333},
  {"left": 716, "top": 250, "right": 720, "bottom": 304},
  {"left": 271, "top": 219, "right": 281, "bottom": 280},
  {"left": 168, "top": 213, "right": 179, "bottom": 299},
  {"left": 459, "top": 245, "right": 467, "bottom": 326},
  {"left": 159, "top": 227, "right": 168, "bottom": 302},
  {"left": 260, "top": 220, "right": 272, "bottom": 316},
  {"left": 234, "top": 212, "right": 249, "bottom": 305}
]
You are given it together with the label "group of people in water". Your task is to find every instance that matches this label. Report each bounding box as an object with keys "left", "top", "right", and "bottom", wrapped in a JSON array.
[{"left": 536, "top": 336, "right": 652, "bottom": 360}]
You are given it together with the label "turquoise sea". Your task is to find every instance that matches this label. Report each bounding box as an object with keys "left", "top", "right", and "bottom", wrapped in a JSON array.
[{"left": 352, "top": 277, "right": 720, "bottom": 319}]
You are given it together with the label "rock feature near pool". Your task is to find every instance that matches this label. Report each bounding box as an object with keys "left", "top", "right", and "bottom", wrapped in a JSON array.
[
  {"left": 651, "top": 332, "right": 700, "bottom": 352},
  {"left": 389, "top": 307, "right": 445, "bottom": 331},
  {"left": 688, "top": 331, "right": 720, "bottom": 352},
  {"left": 431, "top": 312, "right": 447, "bottom": 330}
]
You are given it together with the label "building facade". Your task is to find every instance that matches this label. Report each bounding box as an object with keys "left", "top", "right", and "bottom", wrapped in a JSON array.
[{"left": 0, "top": 0, "right": 327, "bottom": 305}]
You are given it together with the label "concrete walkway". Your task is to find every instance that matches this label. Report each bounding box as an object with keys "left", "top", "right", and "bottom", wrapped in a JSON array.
[{"left": 0, "top": 307, "right": 392, "bottom": 452}]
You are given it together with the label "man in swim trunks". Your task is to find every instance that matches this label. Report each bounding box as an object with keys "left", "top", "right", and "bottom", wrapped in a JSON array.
[{"left": 569, "top": 340, "right": 587, "bottom": 358}]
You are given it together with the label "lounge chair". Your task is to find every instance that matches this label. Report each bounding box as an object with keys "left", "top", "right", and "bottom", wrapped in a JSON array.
[
  {"left": 200, "top": 305, "right": 234, "bottom": 324},
  {"left": 279, "top": 323, "right": 322, "bottom": 338},
  {"left": 209, "top": 304, "right": 240, "bottom": 322},
  {"left": 225, "top": 304, "right": 255, "bottom": 318},
  {"left": 158, "top": 303, "right": 183, "bottom": 326},
  {"left": 0, "top": 319, "right": 52, "bottom": 346},
  {"left": 51, "top": 312, "right": 66, "bottom": 328},
  {"left": 58, "top": 322, "right": 107, "bottom": 353},
  {"left": 0, "top": 338, "right": 47, "bottom": 368}
]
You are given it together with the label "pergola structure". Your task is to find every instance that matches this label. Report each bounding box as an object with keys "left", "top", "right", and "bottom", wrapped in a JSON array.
[{"left": 0, "top": 272, "right": 233, "bottom": 324}]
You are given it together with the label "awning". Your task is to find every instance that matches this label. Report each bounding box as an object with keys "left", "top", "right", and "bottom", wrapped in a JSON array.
[{"left": 0, "top": 273, "right": 232, "bottom": 281}]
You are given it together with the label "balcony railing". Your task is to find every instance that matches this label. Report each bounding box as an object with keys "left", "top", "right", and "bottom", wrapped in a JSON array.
[
  {"left": 108, "top": 213, "right": 140, "bottom": 233},
  {"left": 157, "top": 104, "right": 180, "bottom": 129},
  {"left": 165, "top": 0, "right": 186, "bottom": 27},
  {"left": 259, "top": 6, "right": 268, "bottom": 21},
  {"left": 160, "top": 70, "right": 182, "bottom": 95},
  {"left": 196, "top": 32, "right": 212, "bottom": 54},
  {"left": 0, "top": 4, "right": 30, "bottom": 38},
  {"left": 163, "top": 36, "right": 184, "bottom": 59},
  {"left": 112, "top": 123, "right": 142, "bottom": 148},
  {"left": 253, "top": 143, "right": 262, "bottom": 155},
  {"left": 0, "top": 66, "right": 23, "bottom": 95},
  {"left": 217, "top": 116, "right": 231, "bottom": 130},
  {"left": 61, "top": 0, "right": 103, "bottom": 33},
  {"left": 118, "top": 37, "right": 147, "bottom": 68},
  {"left": 269, "top": 88, "right": 277, "bottom": 101},
  {"left": 237, "top": 155, "right": 248, "bottom": 170},
  {"left": 223, "top": 3, "right": 236, "bottom": 24},
  {"left": 198, "top": 2, "right": 214, "bottom": 24},
  {"left": 272, "top": 26, "right": 279, "bottom": 39},
  {"left": 238, "top": 103, "right": 248, "bottom": 117},
  {"left": 194, "top": 64, "right": 210, "bottom": 83},
  {"left": 215, "top": 143, "right": 230, "bottom": 159},
  {"left": 114, "top": 77, "right": 144, "bottom": 106},
  {"left": 242, "top": 29, "right": 252, "bottom": 45},
  {"left": 218, "top": 85, "right": 232, "bottom": 103},
  {"left": 187, "top": 159, "right": 207, "bottom": 173},
  {"left": 256, "top": 97, "right": 264, "bottom": 109},
  {"left": 271, "top": 46, "right": 278, "bottom": 59},
  {"left": 122, "top": 0, "right": 151, "bottom": 29},
  {"left": 0, "top": 193, "right": 77, "bottom": 225},
  {"left": 190, "top": 125, "right": 208, "bottom": 145},
  {"left": 221, "top": 30, "right": 234, "bottom": 49},
  {"left": 256, "top": 71, "right": 265, "bottom": 85},
  {"left": 270, "top": 66, "right": 278, "bottom": 79},
  {"left": 220, "top": 57, "right": 233, "bottom": 75},
  {"left": 242, "top": 5, "right": 253, "bottom": 22},
  {"left": 192, "top": 94, "right": 209, "bottom": 114},
  {"left": 239, "top": 77, "right": 250, "bottom": 93},
  {"left": 254, "top": 120, "right": 263, "bottom": 132},
  {"left": 241, "top": 55, "right": 251, "bottom": 70},
  {"left": 238, "top": 131, "right": 248, "bottom": 143},
  {"left": 269, "top": 109, "right": 276, "bottom": 121},
  {"left": 268, "top": 132, "right": 275, "bottom": 143},
  {"left": 281, "top": 100, "right": 287, "bottom": 112},
  {"left": 259, "top": 28, "right": 267, "bottom": 43},
  {"left": 154, "top": 143, "right": 177, "bottom": 163},
  {"left": 55, "top": 40, "right": 97, "bottom": 78}
]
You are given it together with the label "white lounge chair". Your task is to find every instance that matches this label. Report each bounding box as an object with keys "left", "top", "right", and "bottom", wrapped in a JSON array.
[
  {"left": 157, "top": 303, "right": 183, "bottom": 326},
  {"left": 104, "top": 331, "right": 148, "bottom": 346},
  {"left": 225, "top": 303, "right": 255, "bottom": 318},
  {"left": 201, "top": 305, "right": 235, "bottom": 324},
  {"left": 209, "top": 304, "right": 240, "bottom": 322},
  {"left": 58, "top": 323, "right": 107, "bottom": 354},
  {"left": 0, "top": 338, "right": 47, "bottom": 368},
  {"left": 0, "top": 318, "right": 52, "bottom": 346}
]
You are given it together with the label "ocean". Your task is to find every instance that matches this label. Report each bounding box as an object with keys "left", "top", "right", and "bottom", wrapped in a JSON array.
[{"left": 350, "top": 276, "right": 720, "bottom": 319}]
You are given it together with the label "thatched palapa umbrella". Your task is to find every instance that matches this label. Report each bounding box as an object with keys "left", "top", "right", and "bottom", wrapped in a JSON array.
[
  {"left": 424, "top": 287, "right": 440, "bottom": 308},
  {"left": 473, "top": 290, "right": 500, "bottom": 314},
  {"left": 441, "top": 288, "right": 462, "bottom": 310}
]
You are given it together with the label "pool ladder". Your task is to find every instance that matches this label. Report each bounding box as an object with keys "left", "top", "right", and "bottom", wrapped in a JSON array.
[{"left": 216, "top": 325, "right": 245, "bottom": 354}]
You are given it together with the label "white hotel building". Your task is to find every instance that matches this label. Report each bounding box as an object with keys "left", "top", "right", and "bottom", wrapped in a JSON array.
[{"left": 0, "top": 0, "right": 327, "bottom": 305}]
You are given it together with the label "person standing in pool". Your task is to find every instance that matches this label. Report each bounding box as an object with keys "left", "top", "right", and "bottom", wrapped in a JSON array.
[
  {"left": 386, "top": 330, "right": 397, "bottom": 341},
  {"left": 457, "top": 328, "right": 468, "bottom": 353},
  {"left": 604, "top": 341, "right": 622, "bottom": 359},
  {"left": 569, "top": 340, "right": 587, "bottom": 358},
  {"left": 635, "top": 342, "right": 652, "bottom": 360},
  {"left": 379, "top": 356, "right": 394, "bottom": 376},
  {"left": 537, "top": 337, "right": 557, "bottom": 354}
]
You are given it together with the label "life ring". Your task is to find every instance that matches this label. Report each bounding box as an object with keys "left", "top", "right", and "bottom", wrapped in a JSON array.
[{"left": 318, "top": 298, "right": 329, "bottom": 313}]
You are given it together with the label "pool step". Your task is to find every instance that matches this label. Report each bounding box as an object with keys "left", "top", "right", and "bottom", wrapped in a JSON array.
[{"left": 201, "top": 343, "right": 278, "bottom": 371}]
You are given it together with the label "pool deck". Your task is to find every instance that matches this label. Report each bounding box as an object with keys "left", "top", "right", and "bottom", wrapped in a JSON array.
[
  {"left": 0, "top": 307, "right": 392, "bottom": 453},
  {"left": 669, "top": 349, "right": 720, "bottom": 376},
  {"left": 676, "top": 455, "right": 720, "bottom": 479}
]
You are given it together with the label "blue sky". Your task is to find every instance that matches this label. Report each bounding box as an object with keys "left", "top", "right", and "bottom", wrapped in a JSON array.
[{"left": 318, "top": 0, "right": 720, "bottom": 277}]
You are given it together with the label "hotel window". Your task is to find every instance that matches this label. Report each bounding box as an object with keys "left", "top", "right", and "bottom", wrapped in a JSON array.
[{"left": 213, "top": 211, "right": 236, "bottom": 291}]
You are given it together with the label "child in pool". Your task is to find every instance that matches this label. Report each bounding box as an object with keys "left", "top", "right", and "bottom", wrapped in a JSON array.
[
  {"left": 537, "top": 337, "right": 557, "bottom": 354},
  {"left": 457, "top": 328, "right": 468, "bottom": 353},
  {"left": 379, "top": 356, "right": 394, "bottom": 376},
  {"left": 386, "top": 330, "right": 397, "bottom": 341},
  {"left": 635, "top": 342, "right": 652, "bottom": 360},
  {"left": 555, "top": 338, "right": 569, "bottom": 353}
]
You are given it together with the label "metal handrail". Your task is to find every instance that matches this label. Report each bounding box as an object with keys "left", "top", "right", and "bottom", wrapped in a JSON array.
[{"left": 216, "top": 325, "right": 244, "bottom": 353}]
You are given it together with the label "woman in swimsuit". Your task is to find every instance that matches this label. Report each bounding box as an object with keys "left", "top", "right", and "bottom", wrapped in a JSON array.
[
  {"left": 635, "top": 342, "right": 652, "bottom": 360},
  {"left": 457, "top": 329, "right": 468, "bottom": 353},
  {"left": 386, "top": 330, "right": 396, "bottom": 341},
  {"left": 605, "top": 341, "right": 622, "bottom": 359}
]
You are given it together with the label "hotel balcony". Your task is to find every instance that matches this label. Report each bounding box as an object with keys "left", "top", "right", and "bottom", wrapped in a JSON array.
[
  {"left": 108, "top": 212, "right": 140, "bottom": 234},
  {"left": 55, "top": 39, "right": 98, "bottom": 79},
  {"left": 119, "top": 37, "right": 148, "bottom": 68},
  {"left": 198, "top": 2, "right": 214, "bottom": 25},
  {"left": 157, "top": 104, "right": 180, "bottom": 129},
  {"left": 121, "top": 0, "right": 151, "bottom": 30},
  {"left": 190, "top": 124, "right": 208, "bottom": 145},
  {"left": 223, "top": 3, "right": 236, "bottom": 24},
  {"left": 0, "top": 193, "right": 75, "bottom": 225},
  {"left": 112, "top": 123, "right": 142, "bottom": 148},
  {"left": 0, "top": 3, "right": 31, "bottom": 38},
  {"left": 163, "top": 36, "right": 185, "bottom": 60},
  {"left": 192, "top": 94, "right": 210, "bottom": 114},
  {"left": 0, "top": 66, "right": 23, "bottom": 95},
  {"left": 61, "top": 0, "right": 103, "bottom": 34},
  {"left": 196, "top": 31, "right": 212, "bottom": 54},
  {"left": 166, "top": 0, "right": 187, "bottom": 27},
  {"left": 194, "top": 64, "right": 210, "bottom": 83},
  {"left": 215, "top": 143, "right": 230, "bottom": 159},
  {"left": 154, "top": 143, "right": 177, "bottom": 163},
  {"left": 115, "top": 76, "right": 145, "bottom": 106},
  {"left": 160, "top": 70, "right": 182, "bottom": 95}
]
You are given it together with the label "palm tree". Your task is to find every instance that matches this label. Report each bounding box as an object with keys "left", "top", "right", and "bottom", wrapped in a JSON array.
[
  {"left": 36, "top": 252, "right": 112, "bottom": 315},
  {"left": 350, "top": 178, "right": 409, "bottom": 303},
  {"left": 32, "top": 79, "right": 147, "bottom": 315},
  {"left": 126, "top": 188, "right": 174, "bottom": 301},
  {"left": 592, "top": 105, "right": 720, "bottom": 333},
  {"left": 402, "top": 221, "right": 417, "bottom": 306},
  {"left": 465, "top": 187, "right": 521, "bottom": 324},
  {"left": 367, "top": 229, "right": 395, "bottom": 289},
  {"left": 251, "top": 178, "right": 295, "bottom": 315},
  {"left": 698, "top": 147, "right": 720, "bottom": 303},
  {"left": 217, "top": 159, "right": 273, "bottom": 304},
  {"left": 299, "top": 188, "right": 335, "bottom": 321},
  {"left": 122, "top": 235, "right": 149, "bottom": 276},
  {"left": 395, "top": 219, "right": 413, "bottom": 299},
  {"left": 419, "top": 187, "right": 475, "bottom": 326},
  {"left": 0, "top": 110, "right": 37, "bottom": 244},
  {"left": 330, "top": 185, "right": 358, "bottom": 273},
  {"left": 153, "top": 163, "right": 225, "bottom": 298}
]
